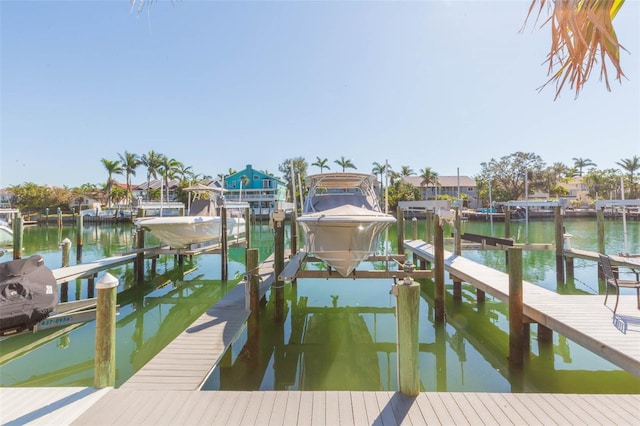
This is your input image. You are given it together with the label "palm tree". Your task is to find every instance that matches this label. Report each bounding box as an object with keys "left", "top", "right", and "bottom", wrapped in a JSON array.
[
  {"left": 334, "top": 156, "right": 356, "bottom": 172},
  {"left": 616, "top": 155, "right": 640, "bottom": 198},
  {"left": 160, "top": 157, "right": 182, "bottom": 201},
  {"left": 572, "top": 158, "right": 596, "bottom": 177},
  {"left": 118, "top": 151, "right": 140, "bottom": 206},
  {"left": 399, "top": 165, "right": 414, "bottom": 177},
  {"left": 311, "top": 157, "right": 330, "bottom": 174},
  {"left": 419, "top": 167, "right": 439, "bottom": 200},
  {"left": 523, "top": 0, "right": 628, "bottom": 99},
  {"left": 140, "top": 150, "right": 164, "bottom": 201},
  {"left": 372, "top": 161, "right": 391, "bottom": 198},
  {"left": 175, "top": 163, "right": 193, "bottom": 184},
  {"left": 101, "top": 158, "right": 123, "bottom": 208}
]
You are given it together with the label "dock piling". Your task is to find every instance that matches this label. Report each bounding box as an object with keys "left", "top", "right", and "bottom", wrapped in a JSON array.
[
  {"left": 221, "top": 207, "right": 228, "bottom": 281},
  {"left": 76, "top": 214, "right": 84, "bottom": 261},
  {"left": 12, "top": 212, "right": 23, "bottom": 260},
  {"left": 135, "top": 228, "right": 145, "bottom": 284},
  {"left": 272, "top": 210, "right": 285, "bottom": 322},
  {"left": 394, "top": 276, "right": 420, "bottom": 396},
  {"left": 434, "top": 214, "right": 446, "bottom": 323},
  {"left": 508, "top": 247, "right": 524, "bottom": 370},
  {"left": 94, "top": 273, "right": 118, "bottom": 389}
]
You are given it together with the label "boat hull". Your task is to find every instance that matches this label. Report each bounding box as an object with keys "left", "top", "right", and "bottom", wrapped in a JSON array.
[
  {"left": 297, "top": 209, "right": 395, "bottom": 277},
  {"left": 135, "top": 216, "right": 245, "bottom": 249}
]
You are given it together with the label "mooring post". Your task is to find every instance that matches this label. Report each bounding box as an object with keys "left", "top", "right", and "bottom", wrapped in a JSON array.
[
  {"left": 554, "top": 206, "right": 564, "bottom": 282},
  {"left": 394, "top": 276, "right": 420, "bottom": 396},
  {"left": 508, "top": 247, "right": 524, "bottom": 370},
  {"left": 246, "top": 248, "right": 260, "bottom": 315},
  {"left": 426, "top": 210, "right": 432, "bottom": 244},
  {"left": 221, "top": 206, "right": 228, "bottom": 281},
  {"left": 94, "top": 272, "right": 118, "bottom": 388},
  {"left": 289, "top": 207, "right": 297, "bottom": 257},
  {"left": 12, "top": 212, "right": 23, "bottom": 260},
  {"left": 537, "top": 323, "right": 553, "bottom": 343},
  {"left": 504, "top": 208, "right": 511, "bottom": 266},
  {"left": 596, "top": 208, "right": 605, "bottom": 279},
  {"left": 273, "top": 210, "right": 285, "bottom": 322},
  {"left": 60, "top": 237, "right": 71, "bottom": 268},
  {"left": 135, "top": 228, "right": 145, "bottom": 284},
  {"left": 244, "top": 207, "right": 251, "bottom": 251},
  {"left": 453, "top": 208, "right": 462, "bottom": 302},
  {"left": 396, "top": 207, "right": 404, "bottom": 256},
  {"left": 76, "top": 214, "right": 84, "bottom": 261},
  {"left": 57, "top": 207, "right": 62, "bottom": 229},
  {"left": 434, "top": 214, "right": 446, "bottom": 323}
]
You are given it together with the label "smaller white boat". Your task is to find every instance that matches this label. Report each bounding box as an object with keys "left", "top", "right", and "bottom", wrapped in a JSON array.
[
  {"left": 0, "top": 221, "right": 12, "bottom": 245},
  {"left": 297, "top": 173, "right": 396, "bottom": 276},
  {"left": 135, "top": 187, "right": 247, "bottom": 249}
]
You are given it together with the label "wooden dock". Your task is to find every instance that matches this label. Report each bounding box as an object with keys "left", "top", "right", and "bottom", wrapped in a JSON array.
[
  {"left": 404, "top": 239, "right": 640, "bottom": 378},
  {"left": 2, "top": 249, "right": 640, "bottom": 425},
  {"left": 1, "top": 387, "right": 639, "bottom": 425},
  {"left": 120, "top": 254, "right": 275, "bottom": 391}
]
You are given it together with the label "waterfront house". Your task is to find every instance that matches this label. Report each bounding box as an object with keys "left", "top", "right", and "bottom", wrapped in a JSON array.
[
  {"left": 402, "top": 175, "right": 479, "bottom": 208},
  {"left": 558, "top": 176, "right": 592, "bottom": 206},
  {"left": 224, "top": 164, "right": 287, "bottom": 217}
]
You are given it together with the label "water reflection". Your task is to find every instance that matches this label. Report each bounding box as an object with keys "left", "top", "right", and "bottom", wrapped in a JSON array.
[
  {"left": 204, "top": 277, "right": 640, "bottom": 393},
  {"left": 0, "top": 262, "right": 240, "bottom": 387}
]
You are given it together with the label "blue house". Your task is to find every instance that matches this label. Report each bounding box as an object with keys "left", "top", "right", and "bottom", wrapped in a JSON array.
[{"left": 224, "top": 165, "right": 288, "bottom": 217}]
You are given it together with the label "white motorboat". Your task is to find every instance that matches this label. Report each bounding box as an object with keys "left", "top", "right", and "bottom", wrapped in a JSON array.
[
  {"left": 0, "top": 221, "right": 12, "bottom": 245},
  {"left": 297, "top": 172, "right": 396, "bottom": 277},
  {"left": 134, "top": 187, "right": 247, "bottom": 249}
]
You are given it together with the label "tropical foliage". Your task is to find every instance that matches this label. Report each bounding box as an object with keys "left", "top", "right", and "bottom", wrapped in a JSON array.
[{"left": 523, "top": 0, "right": 628, "bottom": 99}]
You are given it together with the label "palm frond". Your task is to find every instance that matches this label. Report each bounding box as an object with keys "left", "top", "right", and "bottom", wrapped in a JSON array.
[{"left": 524, "top": 0, "right": 627, "bottom": 100}]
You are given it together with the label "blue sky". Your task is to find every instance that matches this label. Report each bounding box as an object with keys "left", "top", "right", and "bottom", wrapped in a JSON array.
[{"left": 1, "top": 0, "right": 638, "bottom": 188}]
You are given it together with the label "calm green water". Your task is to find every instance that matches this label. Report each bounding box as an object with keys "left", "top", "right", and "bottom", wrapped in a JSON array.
[{"left": 1, "top": 218, "right": 639, "bottom": 393}]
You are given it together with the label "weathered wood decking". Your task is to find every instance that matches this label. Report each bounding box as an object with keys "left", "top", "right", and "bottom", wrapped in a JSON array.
[{"left": 404, "top": 239, "right": 640, "bottom": 378}]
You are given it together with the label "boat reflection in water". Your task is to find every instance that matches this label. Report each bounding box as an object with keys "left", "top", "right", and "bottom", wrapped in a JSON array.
[{"left": 297, "top": 173, "right": 396, "bottom": 277}]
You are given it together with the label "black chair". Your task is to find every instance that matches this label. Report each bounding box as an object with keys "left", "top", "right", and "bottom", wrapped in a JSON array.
[{"left": 599, "top": 254, "right": 640, "bottom": 313}]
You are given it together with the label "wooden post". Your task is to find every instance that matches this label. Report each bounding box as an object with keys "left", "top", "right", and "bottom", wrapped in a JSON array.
[
  {"left": 60, "top": 237, "right": 71, "bottom": 267},
  {"left": 434, "top": 214, "right": 446, "bottom": 323},
  {"left": 395, "top": 276, "right": 420, "bottom": 396},
  {"left": 426, "top": 210, "right": 433, "bottom": 245},
  {"left": 135, "top": 228, "right": 145, "bottom": 284},
  {"left": 57, "top": 208, "right": 62, "bottom": 229},
  {"left": 94, "top": 273, "right": 118, "bottom": 388},
  {"left": 12, "top": 212, "right": 23, "bottom": 260},
  {"left": 76, "top": 214, "right": 84, "bottom": 261},
  {"left": 88, "top": 274, "right": 96, "bottom": 299},
  {"left": 412, "top": 217, "right": 418, "bottom": 240},
  {"left": 244, "top": 207, "right": 251, "bottom": 250},
  {"left": 508, "top": 247, "right": 524, "bottom": 370},
  {"left": 504, "top": 208, "right": 511, "bottom": 266},
  {"left": 554, "top": 206, "right": 564, "bottom": 282},
  {"left": 396, "top": 206, "right": 404, "bottom": 256},
  {"left": 221, "top": 206, "right": 228, "bottom": 281},
  {"left": 273, "top": 211, "right": 285, "bottom": 322},
  {"left": 246, "top": 248, "right": 260, "bottom": 315},
  {"left": 538, "top": 323, "right": 552, "bottom": 343},
  {"left": 453, "top": 208, "right": 462, "bottom": 302},
  {"left": 290, "top": 208, "right": 297, "bottom": 257},
  {"left": 597, "top": 208, "right": 605, "bottom": 279}
]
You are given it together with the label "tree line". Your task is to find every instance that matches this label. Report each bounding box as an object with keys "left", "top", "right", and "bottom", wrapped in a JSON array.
[{"left": 6, "top": 151, "right": 639, "bottom": 213}]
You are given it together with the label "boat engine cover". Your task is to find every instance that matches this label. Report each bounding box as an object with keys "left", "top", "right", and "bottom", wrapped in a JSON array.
[{"left": 0, "top": 255, "right": 58, "bottom": 333}]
